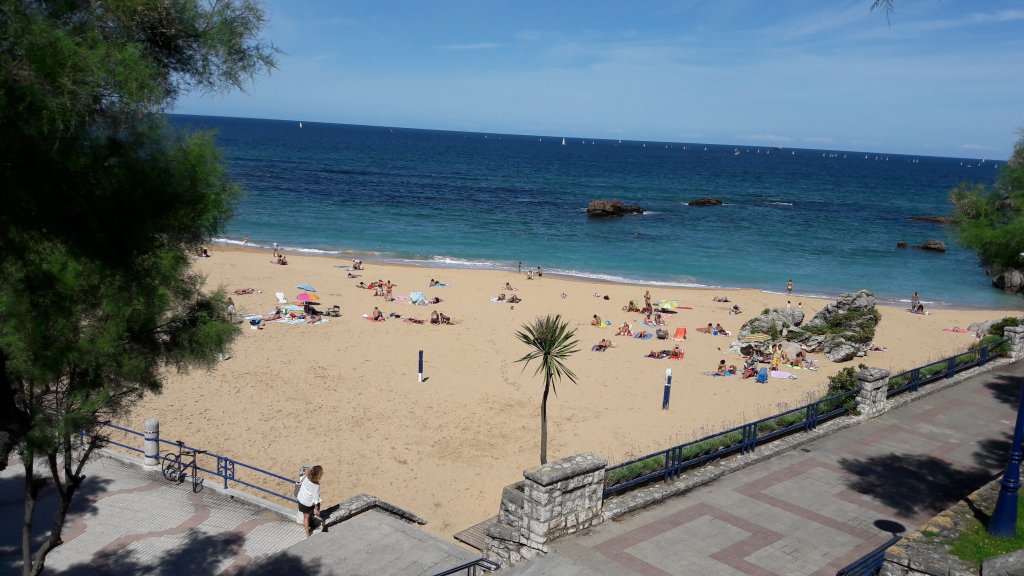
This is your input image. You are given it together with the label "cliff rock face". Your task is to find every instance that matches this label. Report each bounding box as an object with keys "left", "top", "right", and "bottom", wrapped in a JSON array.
[
  {"left": 992, "top": 268, "right": 1024, "bottom": 293},
  {"left": 586, "top": 200, "right": 643, "bottom": 217}
]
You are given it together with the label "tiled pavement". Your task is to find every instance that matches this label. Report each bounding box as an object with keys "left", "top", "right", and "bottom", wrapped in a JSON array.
[
  {"left": 0, "top": 455, "right": 306, "bottom": 575},
  {"left": 510, "top": 361, "right": 1024, "bottom": 576},
  {"left": 0, "top": 453, "right": 477, "bottom": 575}
]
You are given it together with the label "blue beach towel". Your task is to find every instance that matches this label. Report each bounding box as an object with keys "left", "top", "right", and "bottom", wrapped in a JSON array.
[
  {"left": 296, "top": 284, "right": 316, "bottom": 292},
  {"left": 410, "top": 292, "right": 428, "bottom": 305},
  {"left": 633, "top": 332, "right": 654, "bottom": 340}
]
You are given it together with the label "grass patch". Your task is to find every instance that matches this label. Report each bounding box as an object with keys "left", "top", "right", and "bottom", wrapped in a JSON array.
[
  {"left": 950, "top": 499, "right": 1024, "bottom": 564},
  {"left": 605, "top": 455, "right": 665, "bottom": 487}
]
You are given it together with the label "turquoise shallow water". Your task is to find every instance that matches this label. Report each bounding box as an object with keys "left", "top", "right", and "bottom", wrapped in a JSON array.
[{"left": 171, "top": 114, "right": 1023, "bottom": 310}]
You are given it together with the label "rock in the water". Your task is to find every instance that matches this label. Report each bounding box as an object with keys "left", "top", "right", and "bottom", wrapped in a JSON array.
[
  {"left": 992, "top": 269, "right": 1024, "bottom": 293},
  {"left": 913, "top": 239, "right": 947, "bottom": 252},
  {"left": 586, "top": 199, "right": 643, "bottom": 217},
  {"left": 687, "top": 198, "right": 723, "bottom": 206},
  {"left": 906, "top": 215, "right": 957, "bottom": 223},
  {"left": 896, "top": 242, "right": 908, "bottom": 249}
]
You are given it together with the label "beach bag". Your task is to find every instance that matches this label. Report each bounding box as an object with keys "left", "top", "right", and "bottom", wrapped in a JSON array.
[{"left": 656, "top": 329, "right": 668, "bottom": 340}]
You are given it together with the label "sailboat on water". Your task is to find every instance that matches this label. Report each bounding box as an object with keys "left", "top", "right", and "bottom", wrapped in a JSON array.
[
  {"left": 299, "top": 122, "right": 303, "bottom": 128},
  {"left": 561, "top": 137, "right": 566, "bottom": 146}
]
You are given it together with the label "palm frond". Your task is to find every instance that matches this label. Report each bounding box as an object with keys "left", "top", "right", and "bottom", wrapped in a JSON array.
[{"left": 515, "top": 314, "right": 580, "bottom": 385}]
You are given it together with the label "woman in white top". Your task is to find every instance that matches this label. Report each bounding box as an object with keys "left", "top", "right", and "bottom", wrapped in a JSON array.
[{"left": 297, "top": 465, "right": 323, "bottom": 536}]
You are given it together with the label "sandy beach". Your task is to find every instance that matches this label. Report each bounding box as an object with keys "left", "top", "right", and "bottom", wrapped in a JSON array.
[{"left": 122, "top": 246, "right": 1021, "bottom": 538}]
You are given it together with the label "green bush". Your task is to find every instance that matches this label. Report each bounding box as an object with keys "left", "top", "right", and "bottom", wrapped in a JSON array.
[
  {"left": 971, "top": 334, "right": 1011, "bottom": 356},
  {"left": 987, "top": 316, "right": 1021, "bottom": 337}
]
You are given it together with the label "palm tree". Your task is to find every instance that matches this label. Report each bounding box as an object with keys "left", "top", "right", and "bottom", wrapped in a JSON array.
[{"left": 515, "top": 314, "right": 580, "bottom": 465}]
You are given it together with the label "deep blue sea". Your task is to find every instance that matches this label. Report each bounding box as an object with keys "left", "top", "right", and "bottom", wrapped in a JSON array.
[{"left": 170, "top": 114, "right": 1023, "bottom": 310}]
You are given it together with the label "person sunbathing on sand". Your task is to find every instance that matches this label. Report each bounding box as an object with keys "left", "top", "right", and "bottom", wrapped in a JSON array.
[
  {"left": 670, "top": 345, "right": 684, "bottom": 359},
  {"left": 623, "top": 301, "right": 640, "bottom": 312},
  {"left": 591, "top": 314, "right": 602, "bottom": 326},
  {"left": 654, "top": 312, "right": 666, "bottom": 326},
  {"left": 714, "top": 323, "right": 730, "bottom": 336},
  {"left": 508, "top": 294, "right": 521, "bottom": 304},
  {"left": 646, "top": 350, "right": 665, "bottom": 359},
  {"left": 729, "top": 304, "right": 741, "bottom": 315},
  {"left": 232, "top": 288, "right": 255, "bottom": 295},
  {"left": 592, "top": 339, "right": 612, "bottom": 352},
  {"left": 727, "top": 364, "right": 738, "bottom": 375},
  {"left": 616, "top": 322, "right": 632, "bottom": 336},
  {"left": 716, "top": 360, "right": 727, "bottom": 376},
  {"left": 356, "top": 282, "right": 367, "bottom": 289},
  {"left": 430, "top": 310, "right": 440, "bottom": 325},
  {"left": 504, "top": 282, "right": 516, "bottom": 291},
  {"left": 636, "top": 330, "right": 650, "bottom": 339},
  {"left": 370, "top": 307, "right": 384, "bottom": 322},
  {"left": 439, "top": 312, "right": 452, "bottom": 324},
  {"left": 496, "top": 293, "right": 507, "bottom": 302},
  {"left": 713, "top": 296, "right": 731, "bottom": 302}
]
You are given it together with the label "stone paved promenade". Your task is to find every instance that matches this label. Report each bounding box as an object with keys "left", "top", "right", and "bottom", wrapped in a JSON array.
[
  {"left": 0, "top": 454, "right": 475, "bottom": 575},
  {"left": 509, "top": 361, "right": 1024, "bottom": 576}
]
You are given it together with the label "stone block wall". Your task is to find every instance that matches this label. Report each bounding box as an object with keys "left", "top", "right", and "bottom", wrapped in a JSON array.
[
  {"left": 485, "top": 453, "right": 607, "bottom": 568},
  {"left": 1006, "top": 325, "right": 1024, "bottom": 361},
  {"left": 855, "top": 367, "right": 890, "bottom": 418}
]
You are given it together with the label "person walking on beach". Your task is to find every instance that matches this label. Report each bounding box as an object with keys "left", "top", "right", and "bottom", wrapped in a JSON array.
[
  {"left": 911, "top": 291, "right": 920, "bottom": 311},
  {"left": 786, "top": 279, "right": 793, "bottom": 295},
  {"left": 296, "top": 465, "right": 324, "bottom": 537}
]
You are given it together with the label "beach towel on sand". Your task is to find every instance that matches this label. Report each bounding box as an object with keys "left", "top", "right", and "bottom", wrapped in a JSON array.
[
  {"left": 943, "top": 328, "right": 970, "bottom": 333},
  {"left": 672, "top": 327, "right": 687, "bottom": 341},
  {"left": 633, "top": 332, "right": 654, "bottom": 340},
  {"left": 770, "top": 370, "right": 797, "bottom": 380},
  {"left": 410, "top": 292, "right": 428, "bottom": 305}
]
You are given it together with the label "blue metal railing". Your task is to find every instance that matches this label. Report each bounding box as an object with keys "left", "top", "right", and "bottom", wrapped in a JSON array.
[
  {"left": 603, "top": 337, "right": 1010, "bottom": 500},
  {"left": 85, "top": 422, "right": 298, "bottom": 505},
  {"left": 603, "top": 389, "right": 859, "bottom": 498},
  {"left": 430, "top": 558, "right": 500, "bottom": 576},
  {"left": 887, "top": 338, "right": 1007, "bottom": 398},
  {"left": 836, "top": 534, "right": 901, "bottom": 576}
]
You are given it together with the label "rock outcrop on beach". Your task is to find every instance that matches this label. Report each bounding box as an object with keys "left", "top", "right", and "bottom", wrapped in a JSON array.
[
  {"left": 907, "top": 215, "right": 957, "bottom": 224},
  {"left": 800, "top": 290, "right": 881, "bottom": 362},
  {"left": 586, "top": 200, "right": 643, "bottom": 217},
  {"left": 687, "top": 198, "right": 723, "bottom": 206},
  {"left": 731, "top": 290, "right": 881, "bottom": 363},
  {"left": 914, "top": 239, "right": 947, "bottom": 252}
]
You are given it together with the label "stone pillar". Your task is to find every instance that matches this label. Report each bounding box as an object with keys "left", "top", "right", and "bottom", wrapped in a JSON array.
[
  {"left": 1005, "top": 325, "right": 1024, "bottom": 361},
  {"left": 485, "top": 453, "right": 607, "bottom": 567},
  {"left": 143, "top": 418, "right": 160, "bottom": 467},
  {"left": 855, "top": 367, "right": 890, "bottom": 418}
]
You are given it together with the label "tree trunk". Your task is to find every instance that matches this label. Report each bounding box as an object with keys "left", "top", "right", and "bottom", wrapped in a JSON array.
[
  {"left": 540, "top": 379, "right": 550, "bottom": 465},
  {"left": 21, "top": 455, "right": 35, "bottom": 576}
]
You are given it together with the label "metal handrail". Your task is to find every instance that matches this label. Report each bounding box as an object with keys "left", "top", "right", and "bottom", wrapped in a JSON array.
[
  {"left": 604, "top": 389, "right": 859, "bottom": 498},
  {"left": 430, "top": 558, "right": 500, "bottom": 576},
  {"left": 888, "top": 338, "right": 1006, "bottom": 398},
  {"left": 83, "top": 422, "right": 298, "bottom": 504}
]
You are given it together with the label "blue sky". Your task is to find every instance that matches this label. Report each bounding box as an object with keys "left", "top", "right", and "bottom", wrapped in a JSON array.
[{"left": 175, "top": 1, "right": 1024, "bottom": 158}]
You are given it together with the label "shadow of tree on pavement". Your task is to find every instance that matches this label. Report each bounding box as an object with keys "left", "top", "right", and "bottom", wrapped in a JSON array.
[
  {"left": 984, "top": 373, "right": 1023, "bottom": 410},
  {"left": 838, "top": 454, "right": 996, "bottom": 518},
  {"left": 57, "top": 529, "right": 323, "bottom": 576},
  {"left": 973, "top": 435, "right": 1013, "bottom": 472}
]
